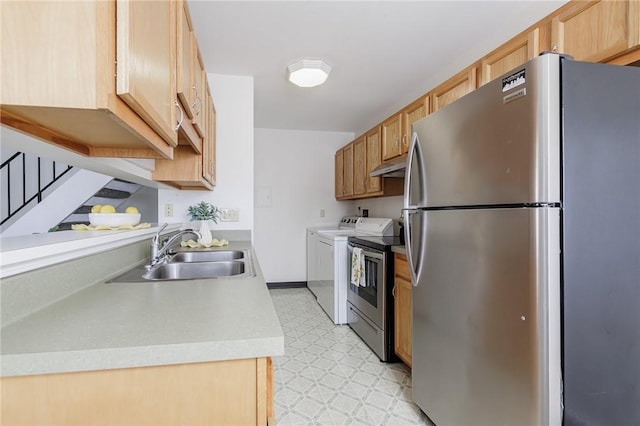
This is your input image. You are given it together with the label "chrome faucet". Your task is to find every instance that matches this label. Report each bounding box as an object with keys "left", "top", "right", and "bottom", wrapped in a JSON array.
[{"left": 149, "top": 224, "right": 202, "bottom": 267}]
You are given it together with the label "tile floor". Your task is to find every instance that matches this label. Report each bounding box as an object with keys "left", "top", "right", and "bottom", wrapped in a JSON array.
[{"left": 269, "top": 287, "right": 432, "bottom": 425}]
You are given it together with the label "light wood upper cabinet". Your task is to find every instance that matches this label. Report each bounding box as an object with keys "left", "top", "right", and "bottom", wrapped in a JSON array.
[
  {"left": 175, "top": 0, "right": 202, "bottom": 153},
  {"left": 203, "top": 87, "right": 217, "bottom": 187},
  {"left": 401, "top": 96, "right": 429, "bottom": 153},
  {"left": 176, "top": 0, "right": 194, "bottom": 119},
  {"left": 192, "top": 46, "right": 207, "bottom": 138},
  {"left": 116, "top": 0, "right": 177, "bottom": 148},
  {"left": 152, "top": 80, "right": 216, "bottom": 191},
  {"left": 394, "top": 253, "right": 412, "bottom": 368},
  {"left": 381, "top": 113, "right": 403, "bottom": 161},
  {"left": 366, "top": 126, "right": 382, "bottom": 194},
  {"left": 0, "top": 1, "right": 173, "bottom": 159},
  {"left": 353, "top": 136, "right": 367, "bottom": 196},
  {"left": 343, "top": 143, "right": 354, "bottom": 198},
  {"left": 333, "top": 0, "right": 636, "bottom": 202},
  {"left": 481, "top": 29, "right": 542, "bottom": 85},
  {"left": 552, "top": 0, "right": 640, "bottom": 63},
  {"left": 335, "top": 149, "right": 345, "bottom": 199},
  {"left": 151, "top": 0, "right": 216, "bottom": 190},
  {"left": 431, "top": 66, "right": 478, "bottom": 112}
]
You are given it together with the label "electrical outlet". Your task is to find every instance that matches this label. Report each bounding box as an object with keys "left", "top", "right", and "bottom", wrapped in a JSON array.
[
  {"left": 220, "top": 208, "right": 239, "bottom": 222},
  {"left": 164, "top": 203, "right": 173, "bottom": 217},
  {"left": 320, "top": 209, "right": 325, "bottom": 217}
]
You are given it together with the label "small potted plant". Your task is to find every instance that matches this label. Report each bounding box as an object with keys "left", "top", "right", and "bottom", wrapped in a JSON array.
[{"left": 187, "top": 201, "right": 220, "bottom": 245}]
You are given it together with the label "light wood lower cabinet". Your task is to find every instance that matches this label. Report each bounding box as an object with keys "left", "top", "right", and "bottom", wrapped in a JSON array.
[
  {"left": 1, "top": 357, "right": 274, "bottom": 426},
  {"left": 394, "top": 253, "right": 412, "bottom": 368}
]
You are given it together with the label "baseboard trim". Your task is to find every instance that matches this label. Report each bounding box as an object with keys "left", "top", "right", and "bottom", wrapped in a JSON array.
[{"left": 267, "top": 281, "right": 307, "bottom": 289}]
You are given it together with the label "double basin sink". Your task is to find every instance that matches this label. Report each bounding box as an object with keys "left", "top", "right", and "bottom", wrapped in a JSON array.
[{"left": 108, "top": 249, "right": 255, "bottom": 283}]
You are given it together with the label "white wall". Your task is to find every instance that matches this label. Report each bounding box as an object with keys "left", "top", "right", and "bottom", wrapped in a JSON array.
[
  {"left": 350, "top": 195, "right": 404, "bottom": 221},
  {"left": 157, "top": 74, "right": 255, "bottom": 233},
  {"left": 254, "top": 128, "right": 355, "bottom": 283}
]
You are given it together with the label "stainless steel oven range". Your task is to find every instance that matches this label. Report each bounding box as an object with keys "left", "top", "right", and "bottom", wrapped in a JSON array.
[{"left": 347, "top": 235, "right": 403, "bottom": 362}]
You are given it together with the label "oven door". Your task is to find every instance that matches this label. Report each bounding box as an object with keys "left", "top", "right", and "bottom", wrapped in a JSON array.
[{"left": 347, "top": 243, "right": 386, "bottom": 329}]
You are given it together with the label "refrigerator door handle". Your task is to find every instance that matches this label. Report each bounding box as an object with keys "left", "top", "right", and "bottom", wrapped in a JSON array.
[
  {"left": 404, "top": 132, "right": 424, "bottom": 286},
  {"left": 403, "top": 132, "right": 421, "bottom": 210},
  {"left": 403, "top": 210, "right": 422, "bottom": 287}
]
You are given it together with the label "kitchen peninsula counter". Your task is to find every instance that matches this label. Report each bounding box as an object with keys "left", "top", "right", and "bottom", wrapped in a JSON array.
[
  {"left": 1, "top": 241, "right": 284, "bottom": 377},
  {"left": 1, "top": 232, "right": 283, "bottom": 424}
]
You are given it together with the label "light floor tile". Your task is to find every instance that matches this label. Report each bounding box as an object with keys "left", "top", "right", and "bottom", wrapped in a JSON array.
[{"left": 270, "top": 287, "right": 432, "bottom": 425}]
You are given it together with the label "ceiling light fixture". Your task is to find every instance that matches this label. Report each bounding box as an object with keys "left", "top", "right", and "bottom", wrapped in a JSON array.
[{"left": 287, "top": 59, "right": 332, "bottom": 88}]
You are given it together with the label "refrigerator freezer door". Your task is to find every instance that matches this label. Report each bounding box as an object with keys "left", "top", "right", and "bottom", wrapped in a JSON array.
[
  {"left": 412, "top": 207, "right": 561, "bottom": 426},
  {"left": 411, "top": 54, "right": 561, "bottom": 208}
]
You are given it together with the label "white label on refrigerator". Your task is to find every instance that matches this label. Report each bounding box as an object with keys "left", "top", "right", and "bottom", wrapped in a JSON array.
[
  {"left": 503, "top": 88, "right": 527, "bottom": 104},
  {"left": 502, "top": 69, "right": 525, "bottom": 92}
]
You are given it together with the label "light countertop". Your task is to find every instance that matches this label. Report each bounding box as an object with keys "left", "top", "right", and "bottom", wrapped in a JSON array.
[
  {"left": 392, "top": 245, "right": 407, "bottom": 255},
  {"left": 1, "top": 241, "right": 284, "bottom": 377}
]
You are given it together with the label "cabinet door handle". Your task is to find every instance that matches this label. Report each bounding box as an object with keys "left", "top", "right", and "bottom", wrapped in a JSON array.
[
  {"left": 192, "top": 86, "right": 202, "bottom": 116},
  {"left": 174, "top": 101, "right": 184, "bottom": 131},
  {"left": 402, "top": 135, "right": 407, "bottom": 146},
  {"left": 392, "top": 285, "right": 396, "bottom": 298}
]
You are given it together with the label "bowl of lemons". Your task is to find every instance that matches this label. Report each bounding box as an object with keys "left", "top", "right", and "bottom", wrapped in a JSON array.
[{"left": 88, "top": 205, "right": 141, "bottom": 227}]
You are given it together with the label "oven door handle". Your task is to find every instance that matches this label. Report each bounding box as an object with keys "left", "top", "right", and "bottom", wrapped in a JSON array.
[{"left": 348, "top": 245, "right": 384, "bottom": 261}]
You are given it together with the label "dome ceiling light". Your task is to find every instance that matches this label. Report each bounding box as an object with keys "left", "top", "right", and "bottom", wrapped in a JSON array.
[{"left": 287, "top": 59, "right": 332, "bottom": 88}]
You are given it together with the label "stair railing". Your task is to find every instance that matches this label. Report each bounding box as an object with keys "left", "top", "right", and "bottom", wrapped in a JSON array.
[{"left": 1, "top": 152, "right": 73, "bottom": 225}]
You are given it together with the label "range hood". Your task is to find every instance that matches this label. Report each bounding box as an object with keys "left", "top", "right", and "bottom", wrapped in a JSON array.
[{"left": 369, "top": 155, "right": 407, "bottom": 178}]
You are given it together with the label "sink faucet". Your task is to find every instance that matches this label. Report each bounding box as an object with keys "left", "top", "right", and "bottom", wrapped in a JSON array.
[{"left": 149, "top": 224, "right": 202, "bottom": 267}]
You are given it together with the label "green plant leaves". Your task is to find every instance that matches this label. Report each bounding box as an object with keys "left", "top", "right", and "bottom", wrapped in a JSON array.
[{"left": 187, "top": 201, "right": 221, "bottom": 223}]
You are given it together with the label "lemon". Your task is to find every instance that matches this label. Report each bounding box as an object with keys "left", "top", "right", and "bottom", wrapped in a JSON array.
[
  {"left": 125, "top": 206, "right": 139, "bottom": 214},
  {"left": 99, "top": 204, "right": 116, "bottom": 214},
  {"left": 91, "top": 205, "right": 102, "bottom": 213}
]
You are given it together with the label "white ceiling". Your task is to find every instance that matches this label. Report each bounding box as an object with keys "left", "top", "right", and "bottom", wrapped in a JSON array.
[{"left": 189, "top": 0, "right": 567, "bottom": 135}]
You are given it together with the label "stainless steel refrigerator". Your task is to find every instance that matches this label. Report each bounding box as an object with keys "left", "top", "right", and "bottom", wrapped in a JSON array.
[{"left": 403, "top": 53, "right": 639, "bottom": 426}]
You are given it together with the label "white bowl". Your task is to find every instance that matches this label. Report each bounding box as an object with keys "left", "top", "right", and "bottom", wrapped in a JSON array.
[{"left": 88, "top": 213, "right": 141, "bottom": 227}]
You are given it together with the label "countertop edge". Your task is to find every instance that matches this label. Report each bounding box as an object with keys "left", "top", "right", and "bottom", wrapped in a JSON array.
[
  {"left": 391, "top": 245, "right": 407, "bottom": 255},
  {"left": 1, "top": 336, "right": 285, "bottom": 377}
]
